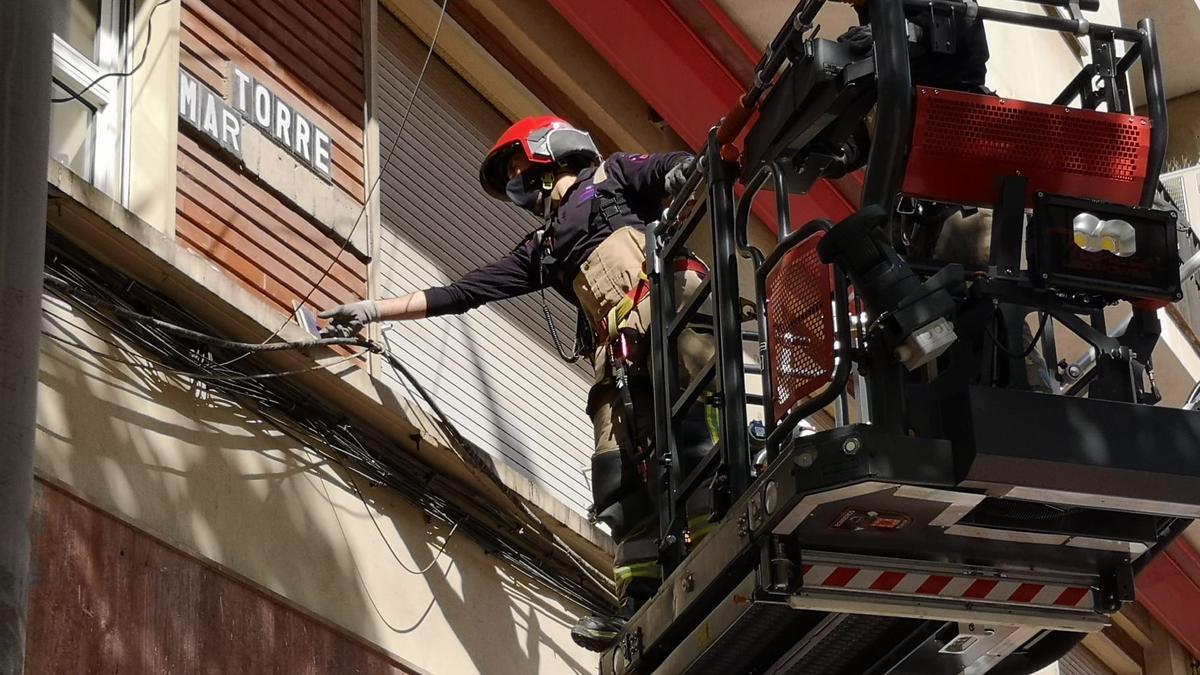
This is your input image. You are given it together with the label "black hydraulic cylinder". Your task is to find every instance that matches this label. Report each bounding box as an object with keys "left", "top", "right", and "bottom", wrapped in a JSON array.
[
  {"left": 862, "top": 0, "right": 914, "bottom": 212},
  {"left": 705, "top": 132, "right": 753, "bottom": 502}
]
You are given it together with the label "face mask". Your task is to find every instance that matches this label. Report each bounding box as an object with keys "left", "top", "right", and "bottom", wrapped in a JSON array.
[{"left": 506, "top": 168, "right": 551, "bottom": 213}]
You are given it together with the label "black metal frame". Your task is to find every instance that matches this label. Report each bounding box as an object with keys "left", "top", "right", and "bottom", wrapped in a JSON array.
[
  {"left": 630, "top": 1, "right": 1179, "bottom": 671},
  {"left": 646, "top": 0, "right": 1172, "bottom": 570}
]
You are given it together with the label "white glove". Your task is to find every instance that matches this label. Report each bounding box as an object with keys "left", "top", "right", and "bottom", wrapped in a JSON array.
[
  {"left": 664, "top": 156, "right": 695, "bottom": 197},
  {"left": 318, "top": 300, "right": 380, "bottom": 334}
]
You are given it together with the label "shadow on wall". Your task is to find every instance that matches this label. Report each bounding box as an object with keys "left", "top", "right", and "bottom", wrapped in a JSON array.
[{"left": 29, "top": 298, "right": 590, "bottom": 674}]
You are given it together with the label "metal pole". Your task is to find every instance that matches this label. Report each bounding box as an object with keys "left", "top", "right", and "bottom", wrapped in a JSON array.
[
  {"left": 0, "top": 0, "right": 54, "bottom": 670},
  {"left": 705, "top": 132, "right": 752, "bottom": 501},
  {"left": 1139, "top": 18, "right": 1168, "bottom": 207},
  {"left": 862, "top": 0, "right": 914, "bottom": 212}
]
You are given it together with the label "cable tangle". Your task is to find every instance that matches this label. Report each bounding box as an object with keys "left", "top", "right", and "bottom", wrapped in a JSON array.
[
  {"left": 42, "top": 238, "right": 614, "bottom": 611},
  {"left": 217, "top": 0, "right": 453, "bottom": 368}
]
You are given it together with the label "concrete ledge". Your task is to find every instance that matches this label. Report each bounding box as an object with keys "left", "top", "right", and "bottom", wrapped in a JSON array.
[
  {"left": 46, "top": 160, "right": 613, "bottom": 570},
  {"left": 237, "top": 126, "right": 371, "bottom": 259}
]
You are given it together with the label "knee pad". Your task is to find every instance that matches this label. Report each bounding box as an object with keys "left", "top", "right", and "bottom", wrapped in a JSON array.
[
  {"left": 591, "top": 450, "right": 654, "bottom": 541},
  {"left": 675, "top": 402, "right": 717, "bottom": 474}
]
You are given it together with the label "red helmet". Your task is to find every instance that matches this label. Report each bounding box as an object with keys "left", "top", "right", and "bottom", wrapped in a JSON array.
[{"left": 479, "top": 116, "right": 601, "bottom": 199}]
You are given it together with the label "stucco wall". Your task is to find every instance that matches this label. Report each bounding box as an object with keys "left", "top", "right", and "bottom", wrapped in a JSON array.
[
  {"left": 127, "top": 0, "right": 181, "bottom": 235},
  {"left": 35, "top": 292, "right": 595, "bottom": 675}
]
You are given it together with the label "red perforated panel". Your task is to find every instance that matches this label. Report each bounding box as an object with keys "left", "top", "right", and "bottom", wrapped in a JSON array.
[
  {"left": 766, "top": 234, "right": 835, "bottom": 424},
  {"left": 903, "top": 88, "right": 1151, "bottom": 207}
]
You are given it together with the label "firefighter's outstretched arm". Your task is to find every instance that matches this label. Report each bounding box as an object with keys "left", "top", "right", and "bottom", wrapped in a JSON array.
[{"left": 319, "top": 234, "right": 543, "bottom": 332}]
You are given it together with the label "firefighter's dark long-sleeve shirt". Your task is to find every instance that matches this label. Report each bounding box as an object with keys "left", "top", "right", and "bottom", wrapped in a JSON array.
[{"left": 423, "top": 151, "right": 690, "bottom": 317}]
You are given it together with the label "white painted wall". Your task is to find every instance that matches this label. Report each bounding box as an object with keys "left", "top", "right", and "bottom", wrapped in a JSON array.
[
  {"left": 127, "top": 0, "right": 181, "bottom": 235},
  {"left": 983, "top": 0, "right": 1123, "bottom": 103}
]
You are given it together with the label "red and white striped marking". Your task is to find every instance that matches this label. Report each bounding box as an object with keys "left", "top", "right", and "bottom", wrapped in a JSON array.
[{"left": 801, "top": 564, "right": 1094, "bottom": 609}]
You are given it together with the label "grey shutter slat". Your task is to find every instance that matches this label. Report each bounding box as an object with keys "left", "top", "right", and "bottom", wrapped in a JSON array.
[
  {"left": 1059, "top": 646, "right": 1116, "bottom": 675},
  {"left": 1163, "top": 175, "right": 1188, "bottom": 222},
  {"left": 376, "top": 9, "right": 594, "bottom": 512},
  {"left": 1166, "top": 171, "right": 1200, "bottom": 334}
]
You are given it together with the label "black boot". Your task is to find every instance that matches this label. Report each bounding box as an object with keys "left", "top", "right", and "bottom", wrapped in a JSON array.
[
  {"left": 571, "top": 577, "right": 657, "bottom": 652},
  {"left": 571, "top": 614, "right": 627, "bottom": 652}
]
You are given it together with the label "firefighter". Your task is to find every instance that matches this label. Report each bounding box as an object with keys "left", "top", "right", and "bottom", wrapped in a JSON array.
[{"left": 319, "top": 116, "right": 717, "bottom": 651}]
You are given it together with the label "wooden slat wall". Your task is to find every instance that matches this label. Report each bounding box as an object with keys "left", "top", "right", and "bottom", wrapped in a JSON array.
[
  {"left": 375, "top": 10, "right": 594, "bottom": 513},
  {"left": 177, "top": 0, "right": 368, "bottom": 316},
  {"left": 25, "top": 479, "right": 417, "bottom": 675}
]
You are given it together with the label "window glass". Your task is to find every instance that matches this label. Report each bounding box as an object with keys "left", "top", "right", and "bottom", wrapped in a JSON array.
[
  {"left": 49, "top": 82, "right": 95, "bottom": 180},
  {"left": 55, "top": 0, "right": 102, "bottom": 59}
]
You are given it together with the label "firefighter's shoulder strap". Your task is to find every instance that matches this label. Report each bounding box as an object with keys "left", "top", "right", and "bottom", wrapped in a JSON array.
[{"left": 589, "top": 160, "right": 633, "bottom": 233}]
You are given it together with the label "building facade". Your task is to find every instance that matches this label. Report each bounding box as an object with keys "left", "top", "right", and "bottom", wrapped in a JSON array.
[{"left": 28, "top": 0, "right": 1200, "bottom": 673}]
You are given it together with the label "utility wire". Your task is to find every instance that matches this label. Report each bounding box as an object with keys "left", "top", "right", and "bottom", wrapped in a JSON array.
[
  {"left": 43, "top": 241, "right": 613, "bottom": 611},
  {"left": 376, "top": 340, "right": 617, "bottom": 599},
  {"left": 41, "top": 330, "right": 364, "bottom": 382},
  {"left": 52, "top": 0, "right": 172, "bottom": 105},
  {"left": 45, "top": 273, "right": 372, "bottom": 353},
  {"left": 338, "top": 434, "right": 463, "bottom": 576},
  {"left": 217, "top": 0, "right": 452, "bottom": 368},
  {"left": 48, "top": 269, "right": 604, "bottom": 595},
  {"left": 986, "top": 311, "right": 1050, "bottom": 360}
]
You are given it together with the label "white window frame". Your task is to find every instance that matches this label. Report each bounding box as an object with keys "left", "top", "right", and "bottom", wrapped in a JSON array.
[{"left": 50, "top": 0, "right": 132, "bottom": 200}]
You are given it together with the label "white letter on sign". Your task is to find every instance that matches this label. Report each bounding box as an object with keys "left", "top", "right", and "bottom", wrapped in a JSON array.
[
  {"left": 179, "top": 71, "right": 199, "bottom": 125},
  {"left": 222, "top": 108, "right": 243, "bottom": 156},
  {"left": 313, "top": 127, "right": 333, "bottom": 180},
  {"left": 293, "top": 114, "right": 313, "bottom": 164},
  {"left": 274, "top": 99, "right": 293, "bottom": 147},
  {"left": 231, "top": 66, "right": 253, "bottom": 118},
  {"left": 253, "top": 83, "right": 272, "bottom": 131},
  {"left": 202, "top": 92, "right": 220, "bottom": 139}
]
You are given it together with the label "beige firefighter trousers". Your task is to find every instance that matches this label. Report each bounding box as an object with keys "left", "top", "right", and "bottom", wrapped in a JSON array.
[{"left": 572, "top": 226, "right": 716, "bottom": 595}]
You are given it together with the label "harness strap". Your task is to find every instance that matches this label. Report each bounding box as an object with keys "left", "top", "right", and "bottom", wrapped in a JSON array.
[
  {"left": 596, "top": 257, "right": 708, "bottom": 343},
  {"left": 590, "top": 184, "right": 631, "bottom": 231}
]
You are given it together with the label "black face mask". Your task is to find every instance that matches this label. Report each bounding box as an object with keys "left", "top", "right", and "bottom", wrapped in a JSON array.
[{"left": 506, "top": 168, "right": 551, "bottom": 213}]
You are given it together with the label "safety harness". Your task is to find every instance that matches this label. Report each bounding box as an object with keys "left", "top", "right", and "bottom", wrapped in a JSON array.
[
  {"left": 595, "top": 257, "right": 709, "bottom": 344},
  {"left": 533, "top": 165, "right": 637, "bottom": 361}
]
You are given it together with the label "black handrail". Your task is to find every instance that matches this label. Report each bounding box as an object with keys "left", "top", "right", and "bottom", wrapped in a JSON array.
[
  {"left": 736, "top": 165, "right": 776, "bottom": 429},
  {"left": 766, "top": 266, "right": 852, "bottom": 451},
  {"left": 904, "top": 0, "right": 1140, "bottom": 41},
  {"left": 754, "top": 219, "right": 854, "bottom": 451},
  {"left": 1139, "top": 18, "right": 1168, "bottom": 207},
  {"left": 862, "top": 0, "right": 914, "bottom": 212}
]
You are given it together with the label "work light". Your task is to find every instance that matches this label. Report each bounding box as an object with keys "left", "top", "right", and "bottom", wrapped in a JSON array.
[{"left": 1029, "top": 193, "right": 1181, "bottom": 304}]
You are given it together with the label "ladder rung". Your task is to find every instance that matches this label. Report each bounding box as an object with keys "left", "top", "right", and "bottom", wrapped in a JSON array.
[
  {"left": 668, "top": 276, "right": 712, "bottom": 338},
  {"left": 664, "top": 199, "right": 709, "bottom": 261},
  {"left": 672, "top": 357, "right": 717, "bottom": 419},
  {"left": 676, "top": 442, "right": 721, "bottom": 501}
]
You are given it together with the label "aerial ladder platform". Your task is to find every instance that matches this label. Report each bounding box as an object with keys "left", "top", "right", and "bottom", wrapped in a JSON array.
[{"left": 602, "top": 1, "right": 1200, "bottom": 673}]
